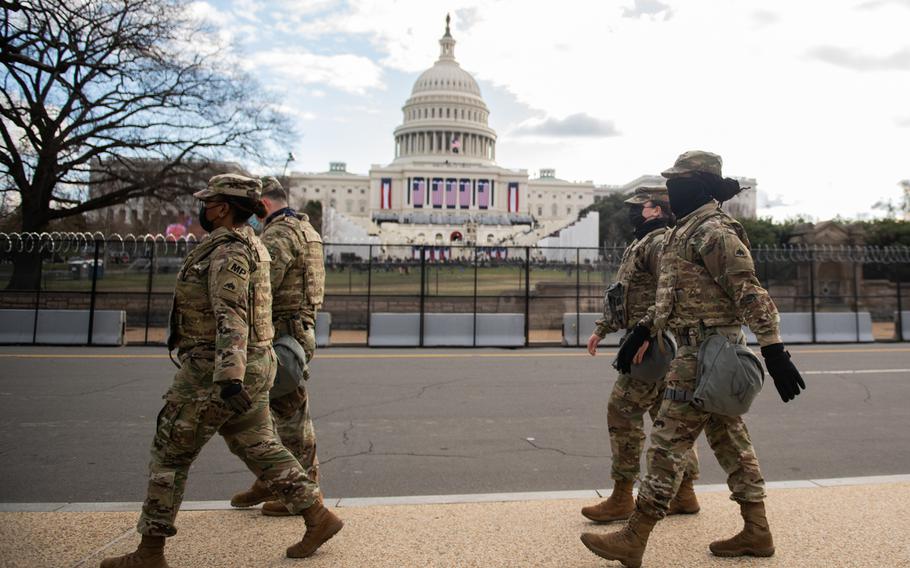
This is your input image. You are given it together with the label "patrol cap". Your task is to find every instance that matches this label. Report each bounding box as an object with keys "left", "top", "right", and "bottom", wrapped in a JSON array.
[
  {"left": 260, "top": 176, "right": 283, "bottom": 194},
  {"left": 661, "top": 150, "right": 723, "bottom": 179},
  {"left": 193, "top": 173, "right": 262, "bottom": 201},
  {"left": 624, "top": 185, "right": 669, "bottom": 205}
]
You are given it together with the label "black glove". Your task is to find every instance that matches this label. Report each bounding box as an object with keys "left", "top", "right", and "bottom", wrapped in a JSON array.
[
  {"left": 219, "top": 382, "right": 253, "bottom": 414},
  {"left": 761, "top": 343, "right": 806, "bottom": 403},
  {"left": 613, "top": 324, "right": 650, "bottom": 374}
]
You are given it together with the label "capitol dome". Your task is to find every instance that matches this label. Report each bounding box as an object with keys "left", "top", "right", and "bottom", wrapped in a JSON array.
[{"left": 393, "top": 15, "right": 497, "bottom": 164}]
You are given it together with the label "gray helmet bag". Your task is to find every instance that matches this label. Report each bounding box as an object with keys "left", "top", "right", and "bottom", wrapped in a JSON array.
[
  {"left": 629, "top": 331, "right": 678, "bottom": 383},
  {"left": 270, "top": 335, "right": 308, "bottom": 400},
  {"left": 692, "top": 334, "right": 764, "bottom": 416}
]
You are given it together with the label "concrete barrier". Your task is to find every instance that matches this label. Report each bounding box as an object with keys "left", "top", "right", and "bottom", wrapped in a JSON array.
[
  {"left": 370, "top": 313, "right": 526, "bottom": 347},
  {"left": 896, "top": 311, "right": 910, "bottom": 341},
  {"left": 562, "top": 313, "right": 625, "bottom": 347},
  {"left": 743, "top": 312, "right": 874, "bottom": 344},
  {"left": 316, "top": 312, "right": 331, "bottom": 347},
  {"left": 0, "top": 309, "right": 125, "bottom": 346},
  {"left": 368, "top": 313, "right": 420, "bottom": 346}
]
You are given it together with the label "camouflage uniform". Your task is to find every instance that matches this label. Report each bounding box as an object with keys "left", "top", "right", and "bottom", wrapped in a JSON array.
[
  {"left": 635, "top": 153, "right": 782, "bottom": 520},
  {"left": 137, "top": 176, "right": 319, "bottom": 538},
  {"left": 261, "top": 204, "right": 325, "bottom": 486},
  {"left": 594, "top": 187, "right": 699, "bottom": 484}
]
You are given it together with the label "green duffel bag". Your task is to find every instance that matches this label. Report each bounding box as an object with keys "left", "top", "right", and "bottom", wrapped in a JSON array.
[
  {"left": 692, "top": 334, "right": 764, "bottom": 416},
  {"left": 629, "top": 331, "right": 678, "bottom": 383},
  {"left": 270, "top": 335, "right": 308, "bottom": 400}
]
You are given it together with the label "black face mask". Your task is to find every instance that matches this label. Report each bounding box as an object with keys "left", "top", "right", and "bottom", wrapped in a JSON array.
[
  {"left": 635, "top": 216, "right": 669, "bottom": 239},
  {"left": 666, "top": 177, "right": 712, "bottom": 219},
  {"left": 627, "top": 206, "right": 645, "bottom": 230},
  {"left": 198, "top": 203, "right": 216, "bottom": 233}
]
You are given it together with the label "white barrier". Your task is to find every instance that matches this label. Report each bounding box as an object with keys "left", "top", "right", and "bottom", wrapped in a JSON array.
[
  {"left": 743, "top": 312, "right": 873, "bottom": 344},
  {"left": 316, "top": 312, "right": 331, "bottom": 347},
  {"left": 0, "top": 309, "right": 125, "bottom": 346},
  {"left": 369, "top": 313, "right": 526, "bottom": 347},
  {"left": 562, "top": 313, "right": 625, "bottom": 346}
]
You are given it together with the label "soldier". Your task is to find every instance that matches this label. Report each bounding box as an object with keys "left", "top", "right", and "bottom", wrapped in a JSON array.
[
  {"left": 580, "top": 151, "right": 806, "bottom": 568},
  {"left": 101, "top": 174, "right": 342, "bottom": 568},
  {"left": 230, "top": 177, "right": 326, "bottom": 516},
  {"left": 581, "top": 186, "right": 700, "bottom": 524}
]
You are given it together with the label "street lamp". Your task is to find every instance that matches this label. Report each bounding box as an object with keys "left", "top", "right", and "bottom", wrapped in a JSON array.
[{"left": 283, "top": 152, "right": 296, "bottom": 176}]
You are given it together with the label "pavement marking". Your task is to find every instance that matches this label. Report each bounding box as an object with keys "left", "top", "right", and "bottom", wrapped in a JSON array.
[
  {"left": 69, "top": 527, "right": 134, "bottom": 568},
  {"left": 0, "top": 347, "right": 908, "bottom": 361},
  {"left": 2, "top": 473, "right": 908, "bottom": 513},
  {"left": 802, "top": 369, "right": 910, "bottom": 375}
]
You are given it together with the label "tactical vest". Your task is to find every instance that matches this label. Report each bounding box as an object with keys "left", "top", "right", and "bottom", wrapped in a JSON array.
[
  {"left": 168, "top": 227, "right": 274, "bottom": 352},
  {"left": 654, "top": 204, "right": 750, "bottom": 332},
  {"left": 264, "top": 214, "right": 325, "bottom": 324},
  {"left": 616, "top": 227, "right": 665, "bottom": 329}
]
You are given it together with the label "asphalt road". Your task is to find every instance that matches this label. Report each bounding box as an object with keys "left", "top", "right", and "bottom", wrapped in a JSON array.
[{"left": 0, "top": 344, "right": 907, "bottom": 503}]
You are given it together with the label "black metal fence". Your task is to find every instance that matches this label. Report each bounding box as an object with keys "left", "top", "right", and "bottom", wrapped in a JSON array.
[{"left": 1, "top": 232, "right": 909, "bottom": 346}]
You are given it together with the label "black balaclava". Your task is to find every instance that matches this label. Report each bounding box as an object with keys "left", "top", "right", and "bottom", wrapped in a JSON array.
[
  {"left": 666, "top": 176, "right": 712, "bottom": 219},
  {"left": 627, "top": 205, "right": 645, "bottom": 230},
  {"left": 634, "top": 216, "right": 669, "bottom": 240},
  {"left": 198, "top": 203, "right": 216, "bottom": 233}
]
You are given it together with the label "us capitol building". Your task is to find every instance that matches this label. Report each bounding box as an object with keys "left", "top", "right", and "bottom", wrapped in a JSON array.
[
  {"left": 286, "top": 16, "right": 756, "bottom": 256},
  {"left": 286, "top": 18, "right": 600, "bottom": 256}
]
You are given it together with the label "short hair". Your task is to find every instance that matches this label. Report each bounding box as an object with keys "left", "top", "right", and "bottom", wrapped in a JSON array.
[
  {"left": 262, "top": 185, "right": 288, "bottom": 202},
  {"left": 648, "top": 199, "right": 676, "bottom": 225}
]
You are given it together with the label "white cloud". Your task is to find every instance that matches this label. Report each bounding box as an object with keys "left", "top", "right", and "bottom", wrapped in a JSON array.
[
  {"left": 512, "top": 114, "right": 620, "bottom": 138},
  {"left": 243, "top": 49, "right": 383, "bottom": 94}
]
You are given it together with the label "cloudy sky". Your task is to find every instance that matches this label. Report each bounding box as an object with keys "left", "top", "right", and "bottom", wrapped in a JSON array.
[{"left": 199, "top": 0, "right": 910, "bottom": 221}]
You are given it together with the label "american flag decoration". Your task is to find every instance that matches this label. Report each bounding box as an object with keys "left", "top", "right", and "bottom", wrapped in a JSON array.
[
  {"left": 477, "top": 179, "right": 489, "bottom": 209},
  {"left": 450, "top": 135, "right": 461, "bottom": 154},
  {"left": 507, "top": 182, "right": 519, "bottom": 213},
  {"left": 380, "top": 178, "right": 392, "bottom": 209}
]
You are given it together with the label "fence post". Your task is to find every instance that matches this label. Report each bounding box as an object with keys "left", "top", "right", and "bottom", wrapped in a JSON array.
[
  {"left": 366, "top": 245, "right": 373, "bottom": 345},
  {"left": 87, "top": 238, "right": 101, "bottom": 346},
  {"left": 419, "top": 246, "right": 426, "bottom": 347},
  {"left": 524, "top": 246, "right": 530, "bottom": 346},
  {"left": 853, "top": 260, "right": 860, "bottom": 342},
  {"left": 809, "top": 249, "right": 817, "bottom": 343},
  {"left": 31, "top": 252, "right": 43, "bottom": 345},
  {"left": 896, "top": 265, "right": 904, "bottom": 342},
  {"left": 143, "top": 243, "right": 155, "bottom": 345},
  {"left": 575, "top": 247, "right": 581, "bottom": 347},
  {"left": 472, "top": 246, "right": 478, "bottom": 347}
]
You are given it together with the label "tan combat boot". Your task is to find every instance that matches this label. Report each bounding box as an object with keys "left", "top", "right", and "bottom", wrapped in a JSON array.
[
  {"left": 580, "top": 509, "right": 659, "bottom": 568},
  {"left": 667, "top": 476, "right": 700, "bottom": 515},
  {"left": 709, "top": 501, "right": 775, "bottom": 558},
  {"left": 262, "top": 499, "right": 292, "bottom": 516},
  {"left": 99, "top": 535, "right": 169, "bottom": 568},
  {"left": 286, "top": 502, "right": 344, "bottom": 558},
  {"left": 230, "top": 479, "right": 273, "bottom": 508},
  {"left": 581, "top": 479, "right": 635, "bottom": 522}
]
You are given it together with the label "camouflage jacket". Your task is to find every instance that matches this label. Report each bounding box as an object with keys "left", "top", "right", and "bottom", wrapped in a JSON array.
[
  {"left": 594, "top": 225, "right": 666, "bottom": 337},
  {"left": 639, "top": 202, "right": 782, "bottom": 346},
  {"left": 261, "top": 211, "right": 325, "bottom": 331},
  {"left": 168, "top": 225, "right": 274, "bottom": 384}
]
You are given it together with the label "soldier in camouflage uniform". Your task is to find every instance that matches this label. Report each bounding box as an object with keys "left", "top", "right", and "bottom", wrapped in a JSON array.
[
  {"left": 581, "top": 151, "right": 806, "bottom": 568},
  {"left": 230, "top": 176, "right": 327, "bottom": 517},
  {"left": 101, "top": 174, "right": 342, "bottom": 568},
  {"left": 581, "top": 186, "right": 700, "bottom": 524}
]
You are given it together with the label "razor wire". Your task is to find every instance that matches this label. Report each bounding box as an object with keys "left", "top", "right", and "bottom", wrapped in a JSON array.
[{"left": 0, "top": 232, "right": 909, "bottom": 264}]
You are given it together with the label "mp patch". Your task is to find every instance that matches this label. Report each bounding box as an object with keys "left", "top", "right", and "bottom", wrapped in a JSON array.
[{"left": 227, "top": 261, "right": 248, "bottom": 278}]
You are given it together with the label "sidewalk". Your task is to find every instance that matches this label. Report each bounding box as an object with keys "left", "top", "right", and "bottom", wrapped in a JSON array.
[{"left": 1, "top": 480, "right": 908, "bottom": 568}]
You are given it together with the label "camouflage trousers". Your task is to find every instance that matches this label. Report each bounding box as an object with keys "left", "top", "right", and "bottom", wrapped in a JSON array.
[
  {"left": 637, "top": 341, "right": 766, "bottom": 520},
  {"left": 608, "top": 372, "right": 699, "bottom": 483},
  {"left": 270, "top": 325, "right": 319, "bottom": 485},
  {"left": 137, "top": 348, "right": 320, "bottom": 537}
]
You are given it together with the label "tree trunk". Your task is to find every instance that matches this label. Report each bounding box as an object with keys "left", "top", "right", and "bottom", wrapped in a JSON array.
[{"left": 6, "top": 192, "right": 49, "bottom": 291}]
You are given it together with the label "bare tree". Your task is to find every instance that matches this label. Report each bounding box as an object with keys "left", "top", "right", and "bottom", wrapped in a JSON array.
[{"left": 0, "top": 0, "right": 291, "bottom": 287}]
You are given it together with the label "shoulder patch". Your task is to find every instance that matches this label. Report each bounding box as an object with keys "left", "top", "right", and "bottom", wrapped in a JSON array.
[
  {"left": 222, "top": 281, "right": 238, "bottom": 293},
  {"left": 227, "top": 261, "right": 248, "bottom": 278},
  {"left": 734, "top": 248, "right": 747, "bottom": 257}
]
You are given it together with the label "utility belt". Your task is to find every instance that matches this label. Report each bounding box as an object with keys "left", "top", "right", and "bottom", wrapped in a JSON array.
[{"left": 670, "top": 325, "right": 743, "bottom": 347}]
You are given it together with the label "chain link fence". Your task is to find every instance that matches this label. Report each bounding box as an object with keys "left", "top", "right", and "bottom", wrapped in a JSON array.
[{"left": 1, "top": 232, "right": 908, "bottom": 346}]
